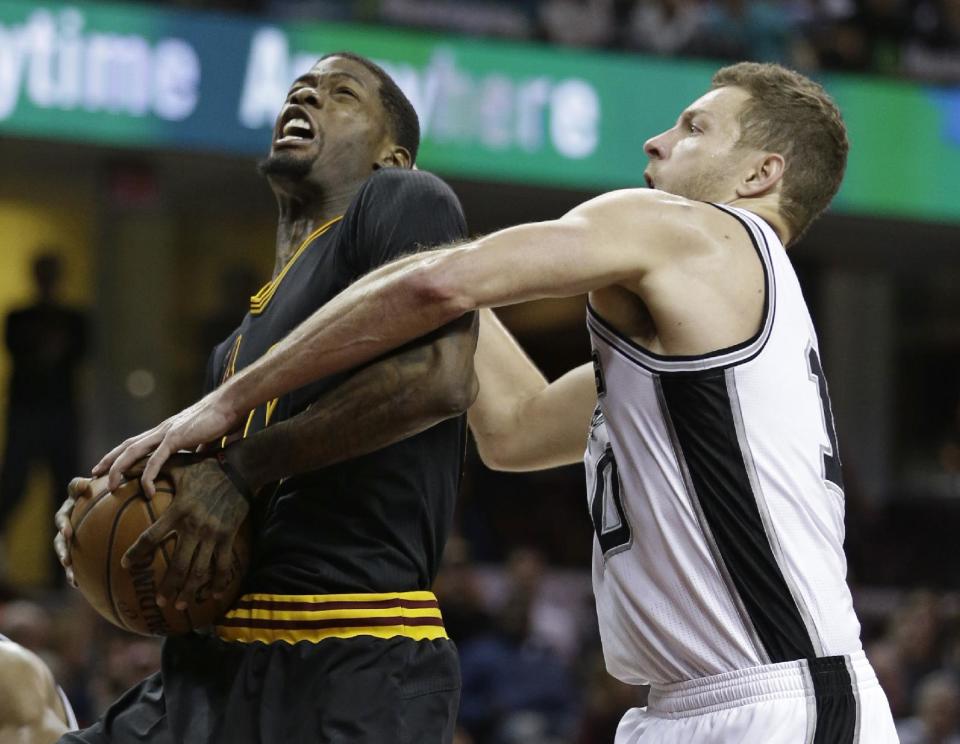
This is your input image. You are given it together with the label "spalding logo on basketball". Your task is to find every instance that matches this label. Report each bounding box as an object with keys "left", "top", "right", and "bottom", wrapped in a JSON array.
[{"left": 70, "top": 470, "right": 250, "bottom": 636}]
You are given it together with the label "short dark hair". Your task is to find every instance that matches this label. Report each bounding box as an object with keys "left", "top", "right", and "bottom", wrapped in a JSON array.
[
  {"left": 711, "top": 62, "right": 848, "bottom": 243},
  {"left": 320, "top": 51, "right": 421, "bottom": 164}
]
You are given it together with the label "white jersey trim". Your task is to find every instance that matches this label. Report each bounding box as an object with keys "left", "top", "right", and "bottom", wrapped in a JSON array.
[{"left": 586, "top": 203, "right": 777, "bottom": 374}]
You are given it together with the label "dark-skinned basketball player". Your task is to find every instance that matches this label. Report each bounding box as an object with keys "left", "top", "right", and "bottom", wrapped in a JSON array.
[{"left": 53, "top": 52, "right": 478, "bottom": 743}]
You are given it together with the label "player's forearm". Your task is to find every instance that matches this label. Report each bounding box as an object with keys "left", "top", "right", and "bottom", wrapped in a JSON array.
[
  {"left": 218, "top": 249, "right": 467, "bottom": 421},
  {"left": 217, "top": 217, "right": 596, "bottom": 421},
  {"left": 224, "top": 316, "right": 478, "bottom": 491},
  {"left": 468, "top": 309, "right": 549, "bottom": 451},
  {"left": 471, "top": 362, "right": 596, "bottom": 472}
]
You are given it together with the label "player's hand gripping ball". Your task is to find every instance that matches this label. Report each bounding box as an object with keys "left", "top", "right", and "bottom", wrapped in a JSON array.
[{"left": 68, "top": 460, "right": 250, "bottom": 636}]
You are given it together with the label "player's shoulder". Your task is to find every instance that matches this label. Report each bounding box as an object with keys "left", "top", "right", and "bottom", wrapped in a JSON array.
[
  {"left": 0, "top": 640, "right": 51, "bottom": 681},
  {"left": 0, "top": 642, "right": 53, "bottom": 723},
  {"left": 361, "top": 167, "right": 462, "bottom": 209},
  {"left": 576, "top": 189, "right": 734, "bottom": 250},
  {"left": 584, "top": 188, "right": 722, "bottom": 222}
]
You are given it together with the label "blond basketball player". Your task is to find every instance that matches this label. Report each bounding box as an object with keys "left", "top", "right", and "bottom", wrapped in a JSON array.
[
  {"left": 0, "top": 634, "right": 77, "bottom": 744},
  {"left": 96, "top": 62, "right": 898, "bottom": 742}
]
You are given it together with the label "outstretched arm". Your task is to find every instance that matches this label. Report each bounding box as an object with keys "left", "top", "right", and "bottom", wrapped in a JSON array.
[
  {"left": 225, "top": 312, "right": 478, "bottom": 490},
  {"left": 147, "top": 315, "right": 476, "bottom": 604},
  {"left": 469, "top": 310, "right": 595, "bottom": 472},
  {"left": 98, "top": 189, "right": 709, "bottom": 487},
  {"left": 61, "top": 317, "right": 478, "bottom": 608}
]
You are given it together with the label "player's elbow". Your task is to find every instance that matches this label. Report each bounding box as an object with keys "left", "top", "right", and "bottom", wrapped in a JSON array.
[
  {"left": 424, "top": 344, "right": 480, "bottom": 417},
  {"left": 442, "top": 371, "right": 480, "bottom": 416},
  {"left": 473, "top": 434, "right": 531, "bottom": 473},
  {"left": 406, "top": 257, "right": 475, "bottom": 325}
]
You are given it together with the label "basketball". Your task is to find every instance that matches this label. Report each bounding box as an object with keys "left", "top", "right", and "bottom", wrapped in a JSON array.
[{"left": 69, "top": 470, "right": 250, "bottom": 636}]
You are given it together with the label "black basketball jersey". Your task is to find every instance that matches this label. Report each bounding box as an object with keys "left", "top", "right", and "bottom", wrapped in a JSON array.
[{"left": 205, "top": 168, "right": 469, "bottom": 595}]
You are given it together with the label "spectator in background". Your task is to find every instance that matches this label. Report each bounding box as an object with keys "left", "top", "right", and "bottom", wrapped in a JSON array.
[
  {"left": 0, "top": 598, "right": 54, "bottom": 654},
  {"left": 689, "top": 0, "right": 794, "bottom": 63},
  {"left": 380, "top": 0, "right": 535, "bottom": 38},
  {"left": 458, "top": 590, "right": 579, "bottom": 743},
  {"left": 869, "top": 591, "right": 950, "bottom": 718},
  {"left": 897, "top": 671, "right": 960, "bottom": 744},
  {"left": 504, "top": 546, "right": 581, "bottom": 662},
  {"left": 856, "top": 0, "right": 912, "bottom": 73},
  {"left": 539, "top": 0, "right": 616, "bottom": 47},
  {"left": 576, "top": 651, "right": 644, "bottom": 744},
  {"left": 625, "top": 0, "right": 701, "bottom": 56},
  {"left": 812, "top": 0, "right": 911, "bottom": 73},
  {"left": 88, "top": 630, "right": 162, "bottom": 718},
  {"left": 870, "top": 634, "right": 913, "bottom": 718},
  {"left": 433, "top": 535, "right": 493, "bottom": 644},
  {"left": 903, "top": 0, "right": 960, "bottom": 82},
  {"left": 891, "top": 591, "right": 947, "bottom": 694},
  {"left": 50, "top": 595, "right": 99, "bottom": 727},
  {"left": 0, "top": 252, "right": 87, "bottom": 584}
]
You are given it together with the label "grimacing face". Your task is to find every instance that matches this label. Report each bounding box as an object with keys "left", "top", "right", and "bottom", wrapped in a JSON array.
[
  {"left": 262, "top": 56, "right": 394, "bottom": 190},
  {"left": 643, "top": 86, "right": 754, "bottom": 203}
]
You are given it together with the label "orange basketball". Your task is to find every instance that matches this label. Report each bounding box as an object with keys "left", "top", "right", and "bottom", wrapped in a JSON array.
[{"left": 69, "top": 471, "right": 249, "bottom": 636}]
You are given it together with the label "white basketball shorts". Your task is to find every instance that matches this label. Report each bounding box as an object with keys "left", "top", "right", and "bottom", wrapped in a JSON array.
[{"left": 615, "top": 651, "right": 898, "bottom": 743}]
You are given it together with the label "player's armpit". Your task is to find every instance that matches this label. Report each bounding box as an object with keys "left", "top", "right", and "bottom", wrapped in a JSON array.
[{"left": 469, "top": 311, "right": 595, "bottom": 472}]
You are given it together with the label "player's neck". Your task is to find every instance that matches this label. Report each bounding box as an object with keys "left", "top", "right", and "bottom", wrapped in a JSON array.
[
  {"left": 273, "top": 187, "right": 355, "bottom": 273},
  {"left": 728, "top": 195, "right": 792, "bottom": 247}
]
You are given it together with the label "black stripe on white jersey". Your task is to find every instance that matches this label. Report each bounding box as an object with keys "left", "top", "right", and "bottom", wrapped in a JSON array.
[
  {"left": 658, "top": 368, "right": 817, "bottom": 662},
  {"left": 809, "top": 656, "right": 858, "bottom": 744},
  {"left": 656, "top": 361, "right": 858, "bottom": 742}
]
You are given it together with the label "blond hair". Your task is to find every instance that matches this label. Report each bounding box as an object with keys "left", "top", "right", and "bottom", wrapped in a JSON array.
[{"left": 712, "top": 62, "right": 848, "bottom": 243}]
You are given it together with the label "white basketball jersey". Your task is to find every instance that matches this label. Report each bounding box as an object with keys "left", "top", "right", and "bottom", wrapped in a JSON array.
[{"left": 585, "top": 204, "right": 862, "bottom": 686}]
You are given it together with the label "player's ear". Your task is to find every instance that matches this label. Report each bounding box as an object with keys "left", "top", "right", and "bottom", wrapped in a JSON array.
[
  {"left": 375, "top": 145, "right": 412, "bottom": 170},
  {"left": 736, "top": 152, "right": 785, "bottom": 198}
]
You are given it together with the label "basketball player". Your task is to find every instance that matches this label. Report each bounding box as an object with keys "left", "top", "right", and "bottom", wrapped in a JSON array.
[
  {"left": 99, "top": 62, "right": 900, "bottom": 742},
  {"left": 0, "top": 633, "right": 78, "bottom": 743},
  {"left": 55, "top": 53, "right": 477, "bottom": 742}
]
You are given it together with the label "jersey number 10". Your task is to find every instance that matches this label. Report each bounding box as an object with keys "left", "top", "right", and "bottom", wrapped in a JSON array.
[{"left": 590, "top": 445, "right": 633, "bottom": 557}]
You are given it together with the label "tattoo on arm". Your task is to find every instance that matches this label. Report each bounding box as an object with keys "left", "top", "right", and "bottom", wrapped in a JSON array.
[{"left": 226, "top": 313, "right": 478, "bottom": 492}]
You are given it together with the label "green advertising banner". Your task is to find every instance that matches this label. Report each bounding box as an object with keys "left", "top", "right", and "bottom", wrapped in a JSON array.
[{"left": 0, "top": 0, "right": 958, "bottom": 222}]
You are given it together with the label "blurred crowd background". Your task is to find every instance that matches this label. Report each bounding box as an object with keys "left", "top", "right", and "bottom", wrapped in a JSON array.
[
  {"left": 0, "top": 0, "right": 959, "bottom": 741},
  {"left": 128, "top": 0, "right": 960, "bottom": 83}
]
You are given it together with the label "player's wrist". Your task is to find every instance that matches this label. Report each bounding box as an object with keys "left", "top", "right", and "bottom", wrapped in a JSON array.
[
  {"left": 215, "top": 447, "right": 257, "bottom": 504},
  {"left": 218, "top": 368, "right": 259, "bottom": 425}
]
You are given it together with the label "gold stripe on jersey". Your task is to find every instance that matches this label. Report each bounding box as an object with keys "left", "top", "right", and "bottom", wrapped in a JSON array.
[
  {"left": 221, "top": 334, "right": 243, "bottom": 385},
  {"left": 215, "top": 591, "right": 448, "bottom": 644},
  {"left": 250, "top": 215, "right": 344, "bottom": 315},
  {"left": 218, "top": 334, "right": 244, "bottom": 448}
]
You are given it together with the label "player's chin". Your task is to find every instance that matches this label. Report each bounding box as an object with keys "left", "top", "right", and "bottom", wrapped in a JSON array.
[{"left": 257, "top": 146, "right": 315, "bottom": 180}]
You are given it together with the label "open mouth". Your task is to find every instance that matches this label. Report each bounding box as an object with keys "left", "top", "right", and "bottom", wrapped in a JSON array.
[
  {"left": 644, "top": 173, "right": 655, "bottom": 189},
  {"left": 275, "top": 106, "right": 315, "bottom": 146}
]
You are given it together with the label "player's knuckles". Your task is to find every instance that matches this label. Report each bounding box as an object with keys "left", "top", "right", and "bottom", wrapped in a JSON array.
[
  {"left": 54, "top": 534, "right": 69, "bottom": 564},
  {"left": 179, "top": 511, "right": 206, "bottom": 535},
  {"left": 54, "top": 504, "right": 73, "bottom": 529},
  {"left": 164, "top": 555, "right": 191, "bottom": 587},
  {"left": 67, "top": 477, "right": 90, "bottom": 496},
  {"left": 207, "top": 521, "right": 230, "bottom": 541}
]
